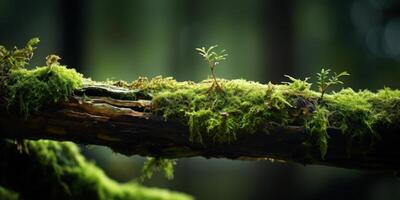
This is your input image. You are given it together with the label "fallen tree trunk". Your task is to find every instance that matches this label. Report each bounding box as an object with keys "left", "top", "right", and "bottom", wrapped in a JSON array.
[{"left": 0, "top": 84, "right": 399, "bottom": 172}]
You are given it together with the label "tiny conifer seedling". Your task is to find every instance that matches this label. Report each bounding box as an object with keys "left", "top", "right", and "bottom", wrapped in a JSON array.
[
  {"left": 196, "top": 45, "right": 228, "bottom": 92},
  {"left": 317, "top": 68, "right": 349, "bottom": 101}
]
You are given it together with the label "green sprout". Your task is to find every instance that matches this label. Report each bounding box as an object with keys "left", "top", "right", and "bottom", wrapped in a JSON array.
[
  {"left": 45, "top": 54, "right": 61, "bottom": 73},
  {"left": 196, "top": 45, "right": 228, "bottom": 92},
  {"left": 317, "top": 68, "right": 349, "bottom": 101}
]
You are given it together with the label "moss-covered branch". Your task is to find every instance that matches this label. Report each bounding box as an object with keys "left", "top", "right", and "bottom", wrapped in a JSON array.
[
  {"left": 0, "top": 139, "right": 192, "bottom": 200},
  {"left": 1, "top": 78, "right": 400, "bottom": 171},
  {"left": 1, "top": 39, "right": 400, "bottom": 172}
]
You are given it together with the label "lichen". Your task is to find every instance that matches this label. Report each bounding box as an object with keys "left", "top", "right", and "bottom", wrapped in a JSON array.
[{"left": 0, "top": 139, "right": 193, "bottom": 200}]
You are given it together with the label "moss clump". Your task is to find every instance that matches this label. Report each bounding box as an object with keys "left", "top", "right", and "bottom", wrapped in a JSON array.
[
  {"left": 0, "top": 139, "right": 193, "bottom": 200},
  {"left": 149, "top": 78, "right": 301, "bottom": 143},
  {"left": 305, "top": 106, "right": 329, "bottom": 159},
  {"left": 140, "top": 157, "right": 177, "bottom": 181},
  {"left": 0, "top": 186, "right": 19, "bottom": 200},
  {"left": 129, "top": 76, "right": 194, "bottom": 94},
  {"left": 6, "top": 65, "right": 83, "bottom": 116},
  {"left": 325, "top": 89, "right": 378, "bottom": 140},
  {"left": 372, "top": 88, "right": 400, "bottom": 124},
  {"left": 5, "top": 65, "right": 83, "bottom": 116},
  {"left": 0, "top": 38, "right": 84, "bottom": 117}
]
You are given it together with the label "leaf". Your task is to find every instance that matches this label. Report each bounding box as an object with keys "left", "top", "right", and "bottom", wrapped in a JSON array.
[
  {"left": 27, "top": 37, "right": 40, "bottom": 47},
  {"left": 336, "top": 71, "right": 350, "bottom": 77},
  {"left": 319, "top": 136, "right": 328, "bottom": 159},
  {"left": 206, "top": 45, "right": 217, "bottom": 54}
]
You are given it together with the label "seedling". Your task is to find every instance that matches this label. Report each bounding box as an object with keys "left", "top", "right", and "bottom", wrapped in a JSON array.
[
  {"left": 196, "top": 45, "right": 228, "bottom": 92},
  {"left": 317, "top": 68, "right": 349, "bottom": 101},
  {"left": 45, "top": 54, "right": 61, "bottom": 73}
]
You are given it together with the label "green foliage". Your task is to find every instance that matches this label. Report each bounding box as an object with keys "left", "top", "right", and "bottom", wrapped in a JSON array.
[
  {"left": 140, "top": 158, "right": 177, "bottom": 181},
  {"left": 0, "top": 139, "right": 192, "bottom": 200},
  {"left": 305, "top": 106, "right": 329, "bottom": 159},
  {"left": 316, "top": 68, "right": 349, "bottom": 100},
  {"left": 196, "top": 45, "right": 228, "bottom": 67},
  {"left": 196, "top": 45, "right": 228, "bottom": 92}
]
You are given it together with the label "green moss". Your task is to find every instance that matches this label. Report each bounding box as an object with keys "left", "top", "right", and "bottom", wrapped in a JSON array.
[
  {"left": 129, "top": 76, "right": 194, "bottom": 93},
  {"left": 305, "top": 106, "right": 329, "bottom": 159},
  {"left": 0, "top": 140, "right": 193, "bottom": 200},
  {"left": 282, "top": 75, "right": 312, "bottom": 92},
  {"left": 0, "top": 186, "right": 19, "bottom": 200},
  {"left": 2, "top": 39, "right": 400, "bottom": 161},
  {"left": 5, "top": 65, "right": 83, "bottom": 116},
  {"left": 140, "top": 158, "right": 177, "bottom": 181},
  {"left": 370, "top": 88, "right": 400, "bottom": 125},
  {"left": 325, "top": 89, "right": 377, "bottom": 140},
  {"left": 3, "top": 56, "right": 399, "bottom": 160},
  {"left": 0, "top": 38, "right": 83, "bottom": 117},
  {"left": 150, "top": 78, "right": 299, "bottom": 143},
  {"left": 126, "top": 76, "right": 400, "bottom": 159}
]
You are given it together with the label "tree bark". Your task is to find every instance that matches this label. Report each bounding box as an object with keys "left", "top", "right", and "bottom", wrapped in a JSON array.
[{"left": 0, "top": 84, "right": 399, "bottom": 172}]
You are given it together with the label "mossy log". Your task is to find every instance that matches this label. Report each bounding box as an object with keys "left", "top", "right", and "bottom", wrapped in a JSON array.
[
  {"left": 0, "top": 139, "right": 192, "bottom": 200},
  {"left": 1, "top": 83, "right": 399, "bottom": 172},
  {"left": 2, "top": 39, "right": 400, "bottom": 173}
]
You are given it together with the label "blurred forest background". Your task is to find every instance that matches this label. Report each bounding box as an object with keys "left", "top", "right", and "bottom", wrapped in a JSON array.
[{"left": 1, "top": 0, "right": 400, "bottom": 199}]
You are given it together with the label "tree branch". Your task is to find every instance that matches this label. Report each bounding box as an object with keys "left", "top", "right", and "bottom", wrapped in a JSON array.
[{"left": 0, "top": 84, "right": 399, "bottom": 172}]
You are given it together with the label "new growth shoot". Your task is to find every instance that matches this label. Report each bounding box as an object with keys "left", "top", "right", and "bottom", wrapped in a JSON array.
[
  {"left": 45, "top": 54, "right": 61, "bottom": 73},
  {"left": 196, "top": 45, "right": 228, "bottom": 92},
  {"left": 317, "top": 68, "right": 349, "bottom": 101}
]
